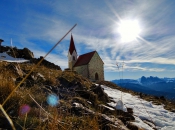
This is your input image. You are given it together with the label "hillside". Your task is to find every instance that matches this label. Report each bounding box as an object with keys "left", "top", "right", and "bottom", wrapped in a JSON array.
[
  {"left": 0, "top": 61, "right": 131, "bottom": 130},
  {"left": 0, "top": 47, "right": 175, "bottom": 129},
  {"left": 101, "top": 84, "right": 175, "bottom": 129},
  {"left": 0, "top": 62, "right": 175, "bottom": 130}
]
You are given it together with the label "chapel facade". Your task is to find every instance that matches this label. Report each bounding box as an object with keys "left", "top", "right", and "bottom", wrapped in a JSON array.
[{"left": 68, "top": 35, "right": 104, "bottom": 81}]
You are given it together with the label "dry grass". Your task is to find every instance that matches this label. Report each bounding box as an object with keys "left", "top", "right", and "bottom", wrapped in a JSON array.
[
  {"left": 0, "top": 76, "right": 21, "bottom": 115},
  {"left": 0, "top": 62, "right": 102, "bottom": 130},
  {"left": 61, "top": 115, "right": 99, "bottom": 130}
]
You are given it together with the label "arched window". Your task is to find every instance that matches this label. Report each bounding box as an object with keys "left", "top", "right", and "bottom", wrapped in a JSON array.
[
  {"left": 73, "top": 56, "right": 75, "bottom": 61},
  {"left": 95, "top": 72, "right": 99, "bottom": 80}
]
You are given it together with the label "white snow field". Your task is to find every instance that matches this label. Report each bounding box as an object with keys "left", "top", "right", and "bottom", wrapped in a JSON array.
[
  {"left": 102, "top": 85, "right": 175, "bottom": 130},
  {"left": 0, "top": 52, "right": 29, "bottom": 62}
]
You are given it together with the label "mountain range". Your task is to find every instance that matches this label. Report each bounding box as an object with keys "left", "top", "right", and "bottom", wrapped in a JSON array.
[{"left": 111, "top": 76, "right": 175, "bottom": 101}]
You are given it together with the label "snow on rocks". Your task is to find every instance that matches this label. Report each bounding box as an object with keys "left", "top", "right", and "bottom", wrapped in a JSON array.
[
  {"left": 0, "top": 52, "right": 29, "bottom": 62},
  {"left": 101, "top": 85, "right": 175, "bottom": 130},
  {"left": 131, "top": 116, "right": 154, "bottom": 130}
]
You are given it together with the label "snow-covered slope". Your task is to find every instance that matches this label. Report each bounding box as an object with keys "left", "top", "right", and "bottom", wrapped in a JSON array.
[
  {"left": 102, "top": 85, "right": 175, "bottom": 130},
  {"left": 0, "top": 52, "right": 29, "bottom": 62}
]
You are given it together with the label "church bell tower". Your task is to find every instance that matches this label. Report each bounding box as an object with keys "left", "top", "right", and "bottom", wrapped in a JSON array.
[{"left": 68, "top": 34, "right": 77, "bottom": 70}]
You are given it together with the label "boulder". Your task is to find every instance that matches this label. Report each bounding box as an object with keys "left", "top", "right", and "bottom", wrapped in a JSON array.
[
  {"left": 1, "top": 46, "right": 34, "bottom": 59},
  {"left": 115, "top": 100, "right": 127, "bottom": 112},
  {"left": 90, "top": 84, "right": 110, "bottom": 103},
  {"left": 98, "top": 104, "right": 115, "bottom": 115},
  {"left": 116, "top": 110, "right": 135, "bottom": 125},
  {"left": 21, "top": 48, "right": 34, "bottom": 59},
  {"left": 127, "top": 108, "right": 133, "bottom": 115},
  {"left": 75, "top": 90, "right": 98, "bottom": 106}
]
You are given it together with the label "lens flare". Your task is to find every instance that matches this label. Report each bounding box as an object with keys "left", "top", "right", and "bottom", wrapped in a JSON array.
[
  {"left": 118, "top": 20, "right": 141, "bottom": 42},
  {"left": 47, "top": 94, "right": 59, "bottom": 107},
  {"left": 19, "top": 104, "right": 31, "bottom": 116}
]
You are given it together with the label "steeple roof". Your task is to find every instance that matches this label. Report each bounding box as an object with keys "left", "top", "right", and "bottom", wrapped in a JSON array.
[{"left": 69, "top": 34, "right": 77, "bottom": 55}]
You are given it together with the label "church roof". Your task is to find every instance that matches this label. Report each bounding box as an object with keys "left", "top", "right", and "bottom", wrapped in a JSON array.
[
  {"left": 74, "top": 51, "right": 96, "bottom": 67},
  {"left": 69, "top": 34, "right": 76, "bottom": 54}
]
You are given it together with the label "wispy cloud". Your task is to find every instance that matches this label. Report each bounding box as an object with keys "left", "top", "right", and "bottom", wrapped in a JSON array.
[{"left": 1, "top": 0, "right": 175, "bottom": 78}]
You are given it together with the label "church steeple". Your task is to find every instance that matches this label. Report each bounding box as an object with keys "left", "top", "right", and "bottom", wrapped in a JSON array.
[
  {"left": 68, "top": 34, "right": 77, "bottom": 70},
  {"left": 69, "top": 34, "right": 77, "bottom": 55}
]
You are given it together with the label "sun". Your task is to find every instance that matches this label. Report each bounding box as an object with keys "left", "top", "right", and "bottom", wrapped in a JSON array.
[{"left": 118, "top": 20, "right": 141, "bottom": 42}]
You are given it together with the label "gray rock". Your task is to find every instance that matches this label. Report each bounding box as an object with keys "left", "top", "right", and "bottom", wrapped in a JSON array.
[{"left": 21, "top": 48, "right": 34, "bottom": 59}]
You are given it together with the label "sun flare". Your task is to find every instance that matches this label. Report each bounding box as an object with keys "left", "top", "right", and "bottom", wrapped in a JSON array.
[{"left": 118, "top": 20, "right": 141, "bottom": 42}]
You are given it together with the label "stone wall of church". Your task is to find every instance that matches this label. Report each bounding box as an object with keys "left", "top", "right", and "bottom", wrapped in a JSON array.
[
  {"left": 88, "top": 52, "right": 104, "bottom": 81},
  {"left": 73, "top": 65, "right": 89, "bottom": 78}
]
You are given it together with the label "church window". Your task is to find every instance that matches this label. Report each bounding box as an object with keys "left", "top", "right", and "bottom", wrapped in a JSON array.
[{"left": 73, "top": 56, "right": 75, "bottom": 61}]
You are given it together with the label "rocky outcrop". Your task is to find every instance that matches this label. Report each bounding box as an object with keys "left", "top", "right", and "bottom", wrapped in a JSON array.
[
  {"left": 90, "top": 84, "right": 110, "bottom": 103},
  {"left": 30, "top": 56, "right": 61, "bottom": 70},
  {"left": 1, "top": 46, "right": 61, "bottom": 70},
  {"left": 69, "top": 102, "right": 130, "bottom": 130},
  {"left": 21, "top": 48, "right": 34, "bottom": 59},
  {"left": 1, "top": 46, "right": 34, "bottom": 59}
]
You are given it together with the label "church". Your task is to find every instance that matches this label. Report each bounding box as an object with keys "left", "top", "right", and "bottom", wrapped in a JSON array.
[{"left": 68, "top": 35, "right": 104, "bottom": 81}]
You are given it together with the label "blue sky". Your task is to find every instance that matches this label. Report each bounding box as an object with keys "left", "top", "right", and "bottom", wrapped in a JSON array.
[{"left": 1, "top": 0, "right": 175, "bottom": 80}]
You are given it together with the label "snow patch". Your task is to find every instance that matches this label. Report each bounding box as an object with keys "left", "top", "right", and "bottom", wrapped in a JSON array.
[
  {"left": 101, "top": 85, "right": 175, "bottom": 130},
  {"left": 0, "top": 52, "right": 29, "bottom": 63},
  {"left": 131, "top": 116, "right": 153, "bottom": 130}
]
